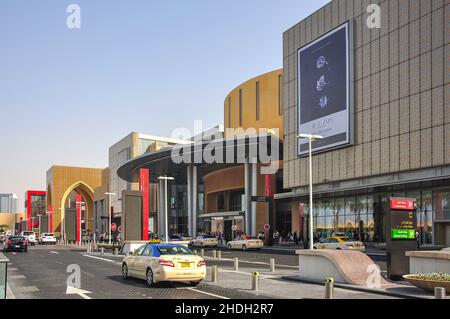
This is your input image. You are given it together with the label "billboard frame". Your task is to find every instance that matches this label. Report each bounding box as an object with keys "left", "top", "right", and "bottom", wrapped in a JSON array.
[{"left": 296, "top": 20, "right": 354, "bottom": 157}]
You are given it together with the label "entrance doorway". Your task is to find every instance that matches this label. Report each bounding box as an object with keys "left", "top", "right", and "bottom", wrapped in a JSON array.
[{"left": 224, "top": 220, "right": 233, "bottom": 242}]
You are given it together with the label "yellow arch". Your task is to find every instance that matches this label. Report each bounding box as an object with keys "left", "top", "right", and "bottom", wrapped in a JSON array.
[{"left": 59, "top": 181, "right": 95, "bottom": 226}]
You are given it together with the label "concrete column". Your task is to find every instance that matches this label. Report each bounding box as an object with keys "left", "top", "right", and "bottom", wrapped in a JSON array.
[
  {"left": 158, "top": 179, "right": 165, "bottom": 238},
  {"left": 251, "top": 162, "right": 257, "bottom": 236},
  {"left": 187, "top": 166, "right": 192, "bottom": 236},
  {"left": 244, "top": 158, "right": 251, "bottom": 235},
  {"left": 192, "top": 165, "right": 198, "bottom": 237}
]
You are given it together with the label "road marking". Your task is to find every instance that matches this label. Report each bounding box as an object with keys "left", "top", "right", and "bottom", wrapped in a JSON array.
[
  {"left": 10, "top": 275, "right": 26, "bottom": 279},
  {"left": 83, "top": 271, "right": 95, "bottom": 277},
  {"left": 66, "top": 286, "right": 92, "bottom": 299},
  {"left": 186, "top": 287, "right": 230, "bottom": 299},
  {"left": 16, "top": 286, "right": 40, "bottom": 293},
  {"left": 11, "top": 252, "right": 16, "bottom": 255},
  {"left": 83, "top": 254, "right": 121, "bottom": 265},
  {"left": 8, "top": 267, "right": 19, "bottom": 271},
  {"left": 50, "top": 251, "right": 60, "bottom": 255},
  {"left": 56, "top": 261, "right": 63, "bottom": 265}
]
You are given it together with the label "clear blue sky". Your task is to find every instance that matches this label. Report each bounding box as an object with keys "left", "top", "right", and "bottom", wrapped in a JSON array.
[{"left": 0, "top": 0, "right": 329, "bottom": 209}]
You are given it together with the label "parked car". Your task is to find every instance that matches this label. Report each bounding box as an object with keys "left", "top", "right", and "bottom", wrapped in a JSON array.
[
  {"left": 3, "top": 236, "right": 28, "bottom": 252},
  {"left": 121, "top": 243, "right": 206, "bottom": 287},
  {"left": 39, "top": 233, "right": 57, "bottom": 245},
  {"left": 20, "top": 231, "right": 37, "bottom": 246},
  {"left": 313, "top": 236, "right": 366, "bottom": 252},
  {"left": 190, "top": 235, "right": 218, "bottom": 247},
  {"left": 226, "top": 236, "right": 264, "bottom": 251}
]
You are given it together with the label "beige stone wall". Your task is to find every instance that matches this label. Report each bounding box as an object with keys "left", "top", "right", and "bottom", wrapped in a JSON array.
[
  {"left": 283, "top": 0, "right": 449, "bottom": 189},
  {"left": 0, "top": 213, "right": 26, "bottom": 233},
  {"left": 46, "top": 166, "right": 104, "bottom": 237}
]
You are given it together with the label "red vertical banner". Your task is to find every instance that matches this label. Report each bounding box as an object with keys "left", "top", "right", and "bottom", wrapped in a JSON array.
[
  {"left": 26, "top": 191, "right": 32, "bottom": 231},
  {"left": 140, "top": 168, "right": 149, "bottom": 241},
  {"left": 76, "top": 194, "right": 82, "bottom": 243}
]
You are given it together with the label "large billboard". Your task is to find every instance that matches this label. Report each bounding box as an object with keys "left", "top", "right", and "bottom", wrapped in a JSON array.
[{"left": 297, "top": 21, "right": 353, "bottom": 155}]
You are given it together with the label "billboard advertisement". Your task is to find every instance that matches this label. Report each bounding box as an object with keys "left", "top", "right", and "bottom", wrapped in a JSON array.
[{"left": 297, "top": 21, "right": 353, "bottom": 155}]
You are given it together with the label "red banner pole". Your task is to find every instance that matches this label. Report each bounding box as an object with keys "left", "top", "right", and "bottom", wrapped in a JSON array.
[{"left": 140, "top": 168, "right": 150, "bottom": 241}]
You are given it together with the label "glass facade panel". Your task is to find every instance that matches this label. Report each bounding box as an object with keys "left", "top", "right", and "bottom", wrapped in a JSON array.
[{"left": 434, "top": 190, "right": 450, "bottom": 221}]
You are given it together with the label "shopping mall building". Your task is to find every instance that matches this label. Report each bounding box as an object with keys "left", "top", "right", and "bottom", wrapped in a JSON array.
[
  {"left": 43, "top": 0, "right": 449, "bottom": 246},
  {"left": 278, "top": 0, "right": 449, "bottom": 246}
]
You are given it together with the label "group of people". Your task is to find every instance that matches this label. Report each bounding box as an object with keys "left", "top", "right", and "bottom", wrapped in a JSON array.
[{"left": 273, "top": 230, "right": 301, "bottom": 245}]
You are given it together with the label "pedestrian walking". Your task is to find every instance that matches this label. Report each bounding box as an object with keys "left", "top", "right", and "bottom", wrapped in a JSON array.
[{"left": 293, "top": 232, "right": 299, "bottom": 245}]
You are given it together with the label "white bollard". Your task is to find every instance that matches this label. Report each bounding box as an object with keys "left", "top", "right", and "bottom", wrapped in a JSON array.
[
  {"left": 211, "top": 265, "right": 218, "bottom": 283},
  {"left": 234, "top": 258, "right": 239, "bottom": 271},
  {"left": 270, "top": 258, "right": 275, "bottom": 272},
  {"left": 325, "top": 278, "right": 334, "bottom": 299},
  {"left": 252, "top": 272, "right": 260, "bottom": 291},
  {"left": 435, "top": 287, "right": 446, "bottom": 299},
  {"left": 212, "top": 250, "right": 217, "bottom": 259}
]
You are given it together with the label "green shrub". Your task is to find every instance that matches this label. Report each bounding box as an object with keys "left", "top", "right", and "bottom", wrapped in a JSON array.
[{"left": 409, "top": 273, "right": 450, "bottom": 282}]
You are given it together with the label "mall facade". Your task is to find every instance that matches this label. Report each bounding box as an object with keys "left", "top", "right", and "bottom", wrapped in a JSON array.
[
  {"left": 41, "top": 0, "right": 448, "bottom": 246},
  {"left": 279, "top": 0, "right": 449, "bottom": 246}
]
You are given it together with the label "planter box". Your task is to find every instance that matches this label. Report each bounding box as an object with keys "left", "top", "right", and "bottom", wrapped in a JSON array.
[{"left": 403, "top": 275, "right": 450, "bottom": 294}]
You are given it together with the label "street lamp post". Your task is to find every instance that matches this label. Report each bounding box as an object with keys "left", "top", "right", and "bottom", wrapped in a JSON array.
[
  {"left": 105, "top": 193, "right": 117, "bottom": 245},
  {"left": 296, "top": 133, "right": 323, "bottom": 250},
  {"left": 158, "top": 176, "right": 174, "bottom": 243}
]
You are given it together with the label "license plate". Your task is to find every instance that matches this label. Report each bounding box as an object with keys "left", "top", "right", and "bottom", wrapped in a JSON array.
[
  {"left": 180, "top": 262, "right": 191, "bottom": 268},
  {"left": 15, "top": 245, "right": 20, "bottom": 248}
]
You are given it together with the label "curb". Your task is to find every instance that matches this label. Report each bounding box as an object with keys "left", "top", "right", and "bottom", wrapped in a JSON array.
[
  {"left": 6, "top": 283, "right": 16, "bottom": 299},
  {"left": 281, "top": 276, "right": 430, "bottom": 299}
]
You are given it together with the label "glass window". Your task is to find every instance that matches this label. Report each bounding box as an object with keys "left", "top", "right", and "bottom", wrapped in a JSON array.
[
  {"left": 143, "top": 245, "right": 153, "bottom": 257},
  {"left": 157, "top": 245, "right": 194, "bottom": 255},
  {"left": 367, "top": 197, "right": 375, "bottom": 241},
  {"left": 135, "top": 245, "right": 146, "bottom": 256},
  {"left": 217, "top": 194, "right": 225, "bottom": 212},
  {"left": 433, "top": 189, "right": 450, "bottom": 221},
  {"left": 421, "top": 190, "right": 433, "bottom": 244},
  {"left": 229, "top": 190, "right": 243, "bottom": 211}
]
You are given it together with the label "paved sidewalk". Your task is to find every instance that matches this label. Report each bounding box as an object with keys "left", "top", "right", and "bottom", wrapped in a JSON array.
[{"left": 202, "top": 265, "right": 400, "bottom": 299}]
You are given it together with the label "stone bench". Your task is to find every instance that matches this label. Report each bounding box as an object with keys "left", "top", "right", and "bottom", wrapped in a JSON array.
[
  {"left": 406, "top": 250, "right": 450, "bottom": 274},
  {"left": 295, "top": 249, "right": 395, "bottom": 288}
]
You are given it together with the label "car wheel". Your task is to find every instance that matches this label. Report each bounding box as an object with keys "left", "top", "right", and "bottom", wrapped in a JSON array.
[
  {"left": 190, "top": 281, "right": 201, "bottom": 287},
  {"left": 242, "top": 244, "right": 247, "bottom": 251},
  {"left": 122, "top": 263, "right": 129, "bottom": 279},
  {"left": 313, "top": 246, "right": 317, "bottom": 249},
  {"left": 336, "top": 247, "right": 342, "bottom": 250},
  {"left": 227, "top": 243, "right": 232, "bottom": 249},
  {"left": 146, "top": 268, "right": 154, "bottom": 287}
]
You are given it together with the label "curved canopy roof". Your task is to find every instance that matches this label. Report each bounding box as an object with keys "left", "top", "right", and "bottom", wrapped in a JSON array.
[{"left": 117, "top": 134, "right": 283, "bottom": 184}]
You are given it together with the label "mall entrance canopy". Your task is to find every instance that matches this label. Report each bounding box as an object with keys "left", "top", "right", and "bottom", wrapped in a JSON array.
[{"left": 117, "top": 134, "right": 283, "bottom": 237}]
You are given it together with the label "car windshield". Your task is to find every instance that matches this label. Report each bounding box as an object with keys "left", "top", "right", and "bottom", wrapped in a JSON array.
[
  {"left": 43, "top": 233, "right": 54, "bottom": 236},
  {"left": 22, "top": 232, "right": 34, "bottom": 235},
  {"left": 157, "top": 245, "right": 193, "bottom": 255},
  {"left": 10, "top": 236, "right": 25, "bottom": 240}
]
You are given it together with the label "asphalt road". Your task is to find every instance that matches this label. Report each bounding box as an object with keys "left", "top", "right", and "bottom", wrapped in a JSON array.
[
  {"left": 4, "top": 244, "right": 387, "bottom": 299},
  {"left": 4, "top": 245, "right": 260, "bottom": 299}
]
